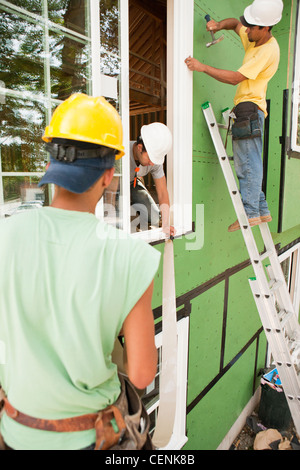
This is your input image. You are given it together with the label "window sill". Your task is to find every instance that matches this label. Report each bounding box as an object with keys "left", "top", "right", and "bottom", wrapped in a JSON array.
[{"left": 130, "top": 225, "right": 194, "bottom": 245}]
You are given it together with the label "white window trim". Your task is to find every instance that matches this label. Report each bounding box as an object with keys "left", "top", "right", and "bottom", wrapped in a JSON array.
[
  {"left": 109, "top": 0, "right": 194, "bottom": 243},
  {"left": 0, "top": 0, "right": 194, "bottom": 241},
  {"left": 132, "top": 0, "right": 194, "bottom": 244},
  {"left": 291, "top": 5, "right": 300, "bottom": 153},
  {"left": 119, "top": 0, "right": 131, "bottom": 235},
  {"left": 266, "top": 243, "right": 300, "bottom": 366},
  {"left": 278, "top": 242, "right": 300, "bottom": 316},
  {"left": 166, "top": 0, "right": 194, "bottom": 238},
  {"left": 147, "top": 317, "right": 189, "bottom": 450}
]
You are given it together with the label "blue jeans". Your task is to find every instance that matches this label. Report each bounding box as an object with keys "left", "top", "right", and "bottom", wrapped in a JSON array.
[
  {"left": 130, "top": 179, "right": 160, "bottom": 230},
  {"left": 232, "top": 109, "right": 270, "bottom": 219}
]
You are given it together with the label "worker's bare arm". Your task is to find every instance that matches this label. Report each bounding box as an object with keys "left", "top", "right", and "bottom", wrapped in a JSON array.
[
  {"left": 122, "top": 280, "right": 157, "bottom": 390},
  {"left": 207, "top": 18, "right": 242, "bottom": 35},
  {"left": 154, "top": 176, "right": 176, "bottom": 237},
  {"left": 185, "top": 57, "right": 246, "bottom": 86}
]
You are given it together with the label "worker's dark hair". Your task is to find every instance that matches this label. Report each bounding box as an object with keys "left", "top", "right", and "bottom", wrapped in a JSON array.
[
  {"left": 136, "top": 135, "right": 147, "bottom": 153},
  {"left": 259, "top": 25, "right": 273, "bottom": 31}
]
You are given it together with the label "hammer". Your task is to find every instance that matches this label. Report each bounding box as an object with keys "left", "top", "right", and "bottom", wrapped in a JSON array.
[{"left": 205, "top": 15, "right": 224, "bottom": 48}]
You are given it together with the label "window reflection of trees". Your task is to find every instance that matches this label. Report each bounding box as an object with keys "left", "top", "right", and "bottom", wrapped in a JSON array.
[
  {"left": 0, "top": 97, "right": 45, "bottom": 173},
  {"left": 0, "top": 1, "right": 90, "bottom": 181},
  {"left": 0, "top": 0, "right": 122, "bottom": 210}
]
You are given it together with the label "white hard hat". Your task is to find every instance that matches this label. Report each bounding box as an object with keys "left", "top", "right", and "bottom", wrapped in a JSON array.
[
  {"left": 242, "top": 0, "right": 283, "bottom": 27},
  {"left": 141, "top": 123, "right": 172, "bottom": 165}
]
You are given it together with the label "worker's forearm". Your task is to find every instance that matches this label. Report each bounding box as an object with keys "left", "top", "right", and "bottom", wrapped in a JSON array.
[
  {"left": 217, "top": 18, "right": 240, "bottom": 31},
  {"left": 160, "top": 202, "right": 170, "bottom": 230},
  {"left": 201, "top": 64, "right": 243, "bottom": 85}
]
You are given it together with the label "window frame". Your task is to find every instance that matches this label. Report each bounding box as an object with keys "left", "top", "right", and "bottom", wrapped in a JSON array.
[
  {"left": 0, "top": 0, "right": 93, "bottom": 210},
  {"left": 0, "top": 0, "right": 194, "bottom": 240},
  {"left": 98, "top": 0, "right": 194, "bottom": 242},
  {"left": 266, "top": 243, "right": 300, "bottom": 368},
  {"left": 144, "top": 317, "right": 189, "bottom": 450},
  {"left": 290, "top": 3, "right": 300, "bottom": 154},
  {"left": 279, "top": 242, "right": 300, "bottom": 317}
]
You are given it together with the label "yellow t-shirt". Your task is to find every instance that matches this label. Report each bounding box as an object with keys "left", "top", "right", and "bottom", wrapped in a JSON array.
[{"left": 234, "top": 26, "right": 280, "bottom": 116}]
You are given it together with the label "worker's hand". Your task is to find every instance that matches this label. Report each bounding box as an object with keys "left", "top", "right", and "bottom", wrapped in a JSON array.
[
  {"left": 185, "top": 56, "right": 205, "bottom": 73},
  {"left": 206, "top": 19, "right": 221, "bottom": 32},
  {"left": 162, "top": 225, "right": 176, "bottom": 238}
]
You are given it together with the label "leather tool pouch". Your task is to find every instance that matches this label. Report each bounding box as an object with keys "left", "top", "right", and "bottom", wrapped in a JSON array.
[
  {"left": 0, "top": 387, "right": 6, "bottom": 450},
  {"left": 231, "top": 102, "right": 261, "bottom": 141},
  {"left": 0, "top": 375, "right": 154, "bottom": 451},
  {"left": 101, "top": 373, "right": 154, "bottom": 450}
]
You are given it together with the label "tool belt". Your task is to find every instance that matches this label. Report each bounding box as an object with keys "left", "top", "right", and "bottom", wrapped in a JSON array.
[
  {"left": 0, "top": 375, "right": 154, "bottom": 451},
  {"left": 231, "top": 101, "right": 261, "bottom": 141}
]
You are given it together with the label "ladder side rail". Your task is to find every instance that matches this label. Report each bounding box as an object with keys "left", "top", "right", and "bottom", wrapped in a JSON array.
[
  {"left": 249, "top": 279, "right": 290, "bottom": 334},
  {"left": 250, "top": 281, "right": 300, "bottom": 436},
  {"left": 260, "top": 224, "right": 299, "bottom": 306},
  {"left": 202, "top": 106, "right": 247, "bottom": 221},
  {"left": 265, "top": 264, "right": 300, "bottom": 337},
  {"left": 202, "top": 104, "right": 276, "bottom": 295},
  {"left": 202, "top": 102, "right": 300, "bottom": 435},
  {"left": 203, "top": 104, "right": 300, "bottom": 321}
]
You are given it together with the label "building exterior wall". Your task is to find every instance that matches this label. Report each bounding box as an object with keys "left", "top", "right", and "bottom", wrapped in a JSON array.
[
  {"left": 0, "top": 0, "right": 299, "bottom": 451},
  {"left": 167, "top": 0, "right": 300, "bottom": 450}
]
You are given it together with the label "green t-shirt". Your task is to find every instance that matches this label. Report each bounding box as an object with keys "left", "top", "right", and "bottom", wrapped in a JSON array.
[{"left": 0, "top": 207, "right": 161, "bottom": 450}]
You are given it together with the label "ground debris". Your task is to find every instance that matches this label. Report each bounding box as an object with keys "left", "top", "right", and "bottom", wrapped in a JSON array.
[{"left": 230, "top": 412, "right": 300, "bottom": 451}]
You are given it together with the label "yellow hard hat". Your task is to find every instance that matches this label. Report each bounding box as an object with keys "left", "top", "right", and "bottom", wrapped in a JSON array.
[{"left": 43, "top": 93, "right": 125, "bottom": 159}]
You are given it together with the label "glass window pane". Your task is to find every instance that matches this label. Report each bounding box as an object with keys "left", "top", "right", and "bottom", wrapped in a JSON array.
[
  {"left": 48, "top": 0, "right": 89, "bottom": 37},
  {"left": 0, "top": 96, "right": 47, "bottom": 173},
  {"left": 100, "top": 0, "right": 120, "bottom": 55},
  {"left": 6, "top": 1, "right": 90, "bottom": 37},
  {"left": 98, "top": 0, "right": 123, "bottom": 229},
  {"left": 5, "top": 0, "right": 43, "bottom": 16},
  {"left": 0, "top": 175, "right": 48, "bottom": 220},
  {"left": 49, "top": 31, "right": 91, "bottom": 100},
  {"left": 281, "top": 257, "right": 291, "bottom": 289},
  {"left": 0, "top": 10, "right": 45, "bottom": 94}
]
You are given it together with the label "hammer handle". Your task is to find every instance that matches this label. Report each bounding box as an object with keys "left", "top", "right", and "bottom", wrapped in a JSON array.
[{"left": 205, "top": 14, "right": 215, "bottom": 40}]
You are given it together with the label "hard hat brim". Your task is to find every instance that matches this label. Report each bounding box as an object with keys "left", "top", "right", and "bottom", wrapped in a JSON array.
[
  {"left": 240, "top": 15, "right": 255, "bottom": 28},
  {"left": 38, "top": 155, "right": 115, "bottom": 194}
]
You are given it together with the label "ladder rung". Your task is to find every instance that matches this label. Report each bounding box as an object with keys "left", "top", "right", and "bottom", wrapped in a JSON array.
[
  {"left": 203, "top": 101, "right": 300, "bottom": 437},
  {"left": 260, "top": 249, "right": 273, "bottom": 261},
  {"left": 269, "top": 279, "right": 283, "bottom": 292},
  {"left": 279, "top": 310, "right": 294, "bottom": 327}
]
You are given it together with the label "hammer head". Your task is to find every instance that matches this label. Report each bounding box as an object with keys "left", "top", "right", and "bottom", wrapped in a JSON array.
[{"left": 206, "top": 34, "right": 224, "bottom": 48}]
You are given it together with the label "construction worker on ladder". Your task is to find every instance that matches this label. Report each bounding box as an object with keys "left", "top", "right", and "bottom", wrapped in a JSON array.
[
  {"left": 185, "top": 0, "right": 283, "bottom": 232},
  {"left": 0, "top": 93, "right": 160, "bottom": 450}
]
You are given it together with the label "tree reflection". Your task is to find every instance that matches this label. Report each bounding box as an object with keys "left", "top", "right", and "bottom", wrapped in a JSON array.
[
  {"left": 0, "top": 0, "right": 121, "bottom": 205},
  {"left": 0, "top": 1, "right": 90, "bottom": 181}
]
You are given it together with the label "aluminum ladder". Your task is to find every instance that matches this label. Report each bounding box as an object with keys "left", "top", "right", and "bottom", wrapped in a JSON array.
[{"left": 202, "top": 101, "right": 300, "bottom": 435}]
